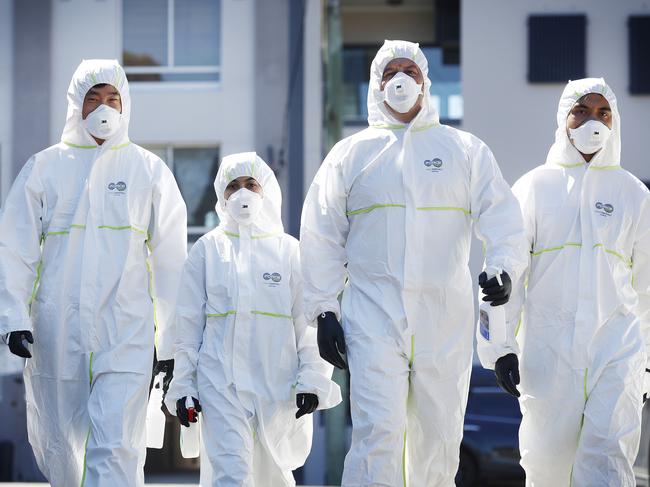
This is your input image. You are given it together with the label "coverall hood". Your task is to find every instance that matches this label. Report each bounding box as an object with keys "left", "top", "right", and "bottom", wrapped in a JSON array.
[
  {"left": 367, "top": 40, "right": 439, "bottom": 129},
  {"left": 214, "top": 152, "right": 283, "bottom": 234},
  {"left": 62, "top": 59, "right": 130, "bottom": 149},
  {"left": 546, "top": 77, "right": 620, "bottom": 169}
]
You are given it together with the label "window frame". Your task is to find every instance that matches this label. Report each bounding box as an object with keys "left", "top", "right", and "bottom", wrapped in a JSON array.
[
  {"left": 340, "top": 42, "right": 463, "bottom": 126},
  {"left": 145, "top": 144, "right": 220, "bottom": 237},
  {"left": 120, "top": 0, "right": 221, "bottom": 83},
  {"left": 628, "top": 15, "right": 650, "bottom": 95},
  {"left": 527, "top": 14, "right": 587, "bottom": 84}
]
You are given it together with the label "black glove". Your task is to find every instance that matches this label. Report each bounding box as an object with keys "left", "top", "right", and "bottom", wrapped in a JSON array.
[
  {"left": 153, "top": 359, "right": 174, "bottom": 396},
  {"left": 176, "top": 396, "right": 202, "bottom": 427},
  {"left": 7, "top": 330, "right": 34, "bottom": 358},
  {"left": 296, "top": 393, "right": 319, "bottom": 419},
  {"left": 495, "top": 353, "right": 520, "bottom": 398},
  {"left": 317, "top": 312, "right": 347, "bottom": 370},
  {"left": 479, "top": 270, "right": 512, "bottom": 306}
]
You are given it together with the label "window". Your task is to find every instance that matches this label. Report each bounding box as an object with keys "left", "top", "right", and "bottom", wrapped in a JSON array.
[
  {"left": 527, "top": 14, "right": 586, "bottom": 83},
  {"left": 146, "top": 146, "right": 220, "bottom": 240},
  {"left": 122, "top": 0, "right": 221, "bottom": 82},
  {"left": 629, "top": 16, "right": 650, "bottom": 95},
  {"left": 342, "top": 45, "right": 462, "bottom": 124}
]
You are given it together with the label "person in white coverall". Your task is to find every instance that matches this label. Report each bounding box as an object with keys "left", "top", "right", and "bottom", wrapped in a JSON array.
[
  {"left": 491, "top": 78, "right": 650, "bottom": 486},
  {"left": 300, "top": 40, "right": 527, "bottom": 487},
  {"left": 165, "top": 152, "right": 341, "bottom": 487},
  {"left": 0, "top": 59, "right": 187, "bottom": 486}
]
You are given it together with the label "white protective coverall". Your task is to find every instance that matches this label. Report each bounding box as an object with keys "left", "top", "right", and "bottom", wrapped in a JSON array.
[
  {"left": 165, "top": 152, "right": 341, "bottom": 487},
  {"left": 0, "top": 60, "right": 187, "bottom": 486},
  {"left": 300, "top": 40, "right": 527, "bottom": 487},
  {"left": 508, "top": 78, "right": 650, "bottom": 486}
]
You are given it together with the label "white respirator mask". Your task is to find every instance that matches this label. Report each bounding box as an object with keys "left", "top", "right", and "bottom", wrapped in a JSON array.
[
  {"left": 383, "top": 72, "right": 423, "bottom": 114},
  {"left": 568, "top": 119, "right": 611, "bottom": 155},
  {"left": 226, "top": 188, "right": 263, "bottom": 226},
  {"left": 84, "top": 104, "right": 122, "bottom": 140}
]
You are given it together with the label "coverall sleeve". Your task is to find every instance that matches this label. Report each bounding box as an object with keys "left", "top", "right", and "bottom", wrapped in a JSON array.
[
  {"left": 164, "top": 240, "right": 206, "bottom": 414},
  {"left": 633, "top": 193, "right": 650, "bottom": 374},
  {"left": 0, "top": 157, "right": 44, "bottom": 336},
  {"left": 291, "top": 241, "right": 342, "bottom": 410},
  {"left": 299, "top": 142, "right": 350, "bottom": 323},
  {"left": 148, "top": 163, "right": 188, "bottom": 360},
  {"left": 469, "top": 137, "right": 529, "bottom": 368}
]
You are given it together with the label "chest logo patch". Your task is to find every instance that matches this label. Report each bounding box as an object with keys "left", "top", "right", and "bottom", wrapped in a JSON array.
[
  {"left": 262, "top": 272, "right": 282, "bottom": 287},
  {"left": 107, "top": 181, "right": 127, "bottom": 195},
  {"left": 423, "top": 157, "right": 443, "bottom": 173},
  {"left": 594, "top": 201, "right": 614, "bottom": 217}
]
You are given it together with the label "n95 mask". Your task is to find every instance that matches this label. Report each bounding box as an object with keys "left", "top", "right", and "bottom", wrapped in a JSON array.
[
  {"left": 84, "top": 104, "right": 122, "bottom": 140},
  {"left": 383, "top": 72, "right": 423, "bottom": 114},
  {"left": 226, "top": 188, "right": 263, "bottom": 226},
  {"left": 568, "top": 119, "right": 611, "bottom": 155}
]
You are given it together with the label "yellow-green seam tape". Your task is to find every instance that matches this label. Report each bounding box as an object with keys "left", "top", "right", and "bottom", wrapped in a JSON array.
[
  {"left": 80, "top": 352, "right": 94, "bottom": 487},
  {"left": 593, "top": 244, "right": 632, "bottom": 267},
  {"left": 223, "top": 230, "right": 282, "bottom": 239},
  {"left": 347, "top": 203, "right": 406, "bottom": 216},
  {"left": 63, "top": 141, "right": 130, "bottom": 150},
  {"left": 251, "top": 310, "right": 292, "bottom": 319},
  {"left": 588, "top": 165, "right": 619, "bottom": 171},
  {"left": 411, "top": 122, "right": 439, "bottom": 132},
  {"left": 80, "top": 426, "right": 91, "bottom": 487},
  {"left": 531, "top": 242, "right": 582, "bottom": 256},
  {"left": 64, "top": 141, "right": 97, "bottom": 149},
  {"left": 206, "top": 311, "right": 236, "bottom": 318},
  {"left": 98, "top": 225, "right": 147, "bottom": 235},
  {"left": 110, "top": 141, "right": 131, "bottom": 151},
  {"left": 371, "top": 123, "right": 406, "bottom": 130},
  {"left": 46, "top": 224, "right": 87, "bottom": 237},
  {"left": 557, "top": 162, "right": 584, "bottom": 168},
  {"left": 514, "top": 312, "right": 523, "bottom": 338},
  {"left": 28, "top": 257, "right": 44, "bottom": 307},
  {"left": 145, "top": 259, "right": 160, "bottom": 350}
]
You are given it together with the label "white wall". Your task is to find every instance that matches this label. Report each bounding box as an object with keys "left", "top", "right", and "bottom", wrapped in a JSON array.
[
  {"left": 462, "top": 0, "right": 650, "bottom": 186},
  {"left": 303, "top": 0, "right": 324, "bottom": 192},
  {"left": 49, "top": 0, "right": 256, "bottom": 157},
  {"left": 49, "top": 0, "right": 120, "bottom": 145},
  {"left": 0, "top": 0, "right": 13, "bottom": 203}
]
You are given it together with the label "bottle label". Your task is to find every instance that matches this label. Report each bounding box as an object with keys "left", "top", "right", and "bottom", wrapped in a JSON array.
[{"left": 479, "top": 309, "right": 490, "bottom": 341}]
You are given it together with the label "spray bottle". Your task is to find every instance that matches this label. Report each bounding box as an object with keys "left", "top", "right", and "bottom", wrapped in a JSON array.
[
  {"left": 478, "top": 267, "right": 507, "bottom": 347},
  {"left": 145, "top": 372, "right": 166, "bottom": 449},
  {"left": 180, "top": 396, "right": 201, "bottom": 458}
]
